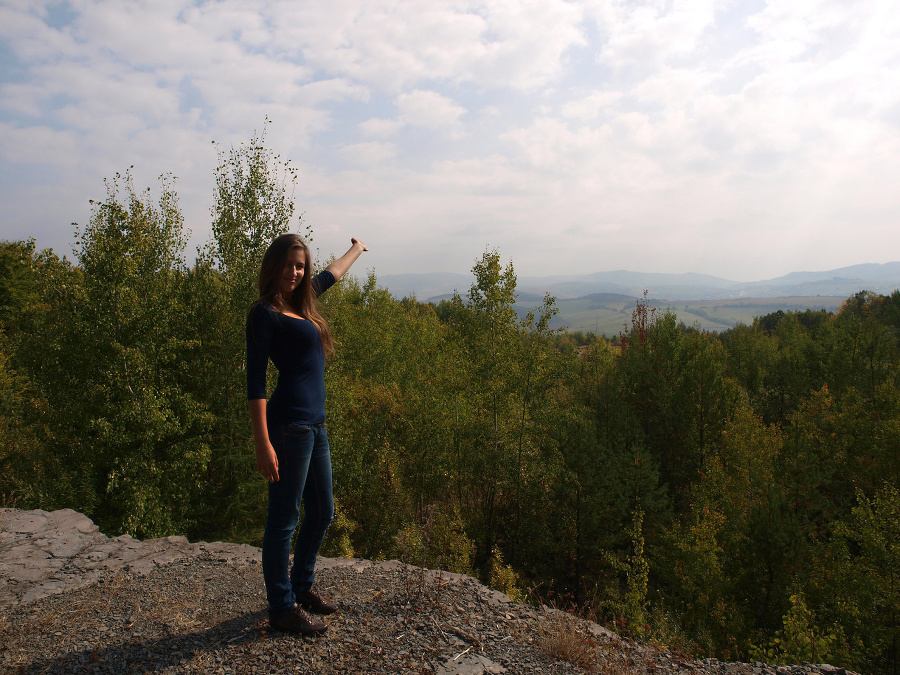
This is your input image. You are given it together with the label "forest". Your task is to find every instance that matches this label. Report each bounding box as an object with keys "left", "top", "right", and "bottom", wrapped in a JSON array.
[{"left": 1, "top": 132, "right": 898, "bottom": 675}]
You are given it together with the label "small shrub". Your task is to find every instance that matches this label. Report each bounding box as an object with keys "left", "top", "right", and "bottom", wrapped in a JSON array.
[
  {"left": 394, "top": 521, "right": 426, "bottom": 567},
  {"left": 489, "top": 546, "right": 524, "bottom": 603},
  {"left": 393, "top": 503, "right": 474, "bottom": 574},
  {"left": 321, "top": 498, "right": 357, "bottom": 558},
  {"left": 748, "top": 593, "right": 847, "bottom": 666}
]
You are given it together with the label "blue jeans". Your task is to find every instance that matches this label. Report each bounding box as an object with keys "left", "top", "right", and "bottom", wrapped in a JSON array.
[{"left": 262, "top": 421, "right": 334, "bottom": 618}]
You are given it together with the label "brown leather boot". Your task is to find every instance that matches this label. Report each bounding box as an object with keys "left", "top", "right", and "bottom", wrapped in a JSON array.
[
  {"left": 296, "top": 588, "right": 338, "bottom": 615},
  {"left": 269, "top": 603, "right": 328, "bottom": 634}
]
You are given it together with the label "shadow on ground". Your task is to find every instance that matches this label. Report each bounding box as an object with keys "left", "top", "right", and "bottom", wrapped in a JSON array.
[{"left": 16, "top": 609, "right": 270, "bottom": 674}]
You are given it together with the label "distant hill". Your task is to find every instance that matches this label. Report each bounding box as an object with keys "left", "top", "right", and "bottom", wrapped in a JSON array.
[
  {"left": 549, "top": 295, "right": 847, "bottom": 335},
  {"left": 377, "top": 263, "right": 900, "bottom": 336},
  {"left": 379, "top": 263, "right": 900, "bottom": 303},
  {"left": 374, "top": 272, "right": 473, "bottom": 301}
]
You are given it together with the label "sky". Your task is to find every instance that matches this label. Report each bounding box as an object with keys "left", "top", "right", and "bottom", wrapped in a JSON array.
[{"left": 1, "top": 0, "right": 899, "bottom": 282}]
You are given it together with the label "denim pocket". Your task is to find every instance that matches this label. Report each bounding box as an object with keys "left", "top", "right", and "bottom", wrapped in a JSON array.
[{"left": 283, "top": 422, "right": 312, "bottom": 438}]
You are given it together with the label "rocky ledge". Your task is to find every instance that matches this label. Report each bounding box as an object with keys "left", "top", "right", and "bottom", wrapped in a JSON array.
[{"left": 0, "top": 508, "right": 855, "bottom": 675}]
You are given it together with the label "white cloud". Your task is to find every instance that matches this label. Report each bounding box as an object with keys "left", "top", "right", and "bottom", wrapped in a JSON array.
[
  {"left": 296, "top": 79, "right": 370, "bottom": 107},
  {"left": 0, "top": 121, "right": 82, "bottom": 165},
  {"left": 561, "top": 91, "right": 623, "bottom": 121},
  {"left": 358, "top": 117, "right": 403, "bottom": 138},
  {"left": 587, "top": 0, "right": 718, "bottom": 73},
  {"left": 338, "top": 141, "right": 397, "bottom": 166},
  {"left": 2, "top": 0, "right": 900, "bottom": 281},
  {"left": 261, "top": 0, "right": 586, "bottom": 91},
  {"left": 397, "top": 90, "right": 467, "bottom": 132},
  {"left": 357, "top": 90, "right": 467, "bottom": 139}
]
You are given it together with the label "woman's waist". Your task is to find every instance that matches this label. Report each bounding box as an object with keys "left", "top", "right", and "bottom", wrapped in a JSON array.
[{"left": 268, "top": 388, "right": 326, "bottom": 419}]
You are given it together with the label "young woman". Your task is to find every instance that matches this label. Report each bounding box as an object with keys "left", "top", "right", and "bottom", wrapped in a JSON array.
[{"left": 246, "top": 233, "right": 368, "bottom": 634}]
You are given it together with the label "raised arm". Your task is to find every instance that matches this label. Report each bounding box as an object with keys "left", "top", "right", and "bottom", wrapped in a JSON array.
[{"left": 325, "top": 238, "right": 369, "bottom": 282}]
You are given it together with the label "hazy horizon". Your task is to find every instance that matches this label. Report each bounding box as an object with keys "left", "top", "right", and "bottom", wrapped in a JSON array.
[
  {"left": 8, "top": 231, "right": 900, "bottom": 288},
  {"left": 380, "top": 261, "right": 900, "bottom": 284}
]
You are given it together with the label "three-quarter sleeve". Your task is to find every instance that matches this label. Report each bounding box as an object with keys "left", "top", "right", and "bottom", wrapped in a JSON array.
[
  {"left": 312, "top": 270, "right": 336, "bottom": 297},
  {"left": 246, "top": 303, "right": 274, "bottom": 400}
]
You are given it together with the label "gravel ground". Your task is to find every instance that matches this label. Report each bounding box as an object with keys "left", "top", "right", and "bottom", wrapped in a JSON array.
[
  {"left": 0, "top": 553, "right": 855, "bottom": 675},
  {"left": 0, "top": 553, "right": 607, "bottom": 674}
]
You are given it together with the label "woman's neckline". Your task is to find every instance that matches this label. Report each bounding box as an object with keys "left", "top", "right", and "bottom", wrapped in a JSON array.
[{"left": 265, "top": 303, "right": 306, "bottom": 321}]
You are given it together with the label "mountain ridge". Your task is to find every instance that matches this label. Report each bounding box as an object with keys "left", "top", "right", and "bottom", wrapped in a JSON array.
[{"left": 378, "top": 262, "right": 900, "bottom": 303}]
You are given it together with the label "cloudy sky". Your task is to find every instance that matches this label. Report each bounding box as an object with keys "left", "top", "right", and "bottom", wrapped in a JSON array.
[{"left": 1, "top": 0, "right": 898, "bottom": 282}]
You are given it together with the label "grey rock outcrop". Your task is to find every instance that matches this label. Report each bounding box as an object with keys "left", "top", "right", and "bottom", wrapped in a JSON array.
[
  {"left": 0, "top": 509, "right": 856, "bottom": 675},
  {"left": 0, "top": 507, "right": 259, "bottom": 608}
]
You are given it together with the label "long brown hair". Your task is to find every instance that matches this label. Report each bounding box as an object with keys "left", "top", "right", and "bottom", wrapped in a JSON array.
[{"left": 255, "top": 233, "right": 334, "bottom": 356}]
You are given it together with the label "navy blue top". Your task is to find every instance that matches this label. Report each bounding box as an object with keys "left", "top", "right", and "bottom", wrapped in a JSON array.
[{"left": 246, "top": 270, "right": 336, "bottom": 426}]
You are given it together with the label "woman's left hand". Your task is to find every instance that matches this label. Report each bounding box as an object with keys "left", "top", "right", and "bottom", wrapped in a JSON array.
[{"left": 326, "top": 238, "right": 370, "bottom": 281}]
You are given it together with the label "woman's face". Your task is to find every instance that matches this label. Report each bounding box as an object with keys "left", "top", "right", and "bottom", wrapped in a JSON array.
[{"left": 280, "top": 247, "right": 306, "bottom": 295}]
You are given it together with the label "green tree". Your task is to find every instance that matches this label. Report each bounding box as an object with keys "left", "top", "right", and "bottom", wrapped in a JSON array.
[
  {"left": 831, "top": 483, "right": 900, "bottom": 674},
  {"left": 192, "top": 122, "right": 302, "bottom": 539},
  {"left": 450, "top": 250, "right": 522, "bottom": 567},
  {"left": 24, "top": 171, "right": 213, "bottom": 537}
]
